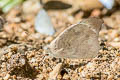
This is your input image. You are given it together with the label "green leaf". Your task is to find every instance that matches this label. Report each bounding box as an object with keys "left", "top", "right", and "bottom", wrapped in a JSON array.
[
  {"left": 0, "top": 0, "right": 11, "bottom": 8},
  {"left": 2, "top": 0, "right": 24, "bottom": 13}
]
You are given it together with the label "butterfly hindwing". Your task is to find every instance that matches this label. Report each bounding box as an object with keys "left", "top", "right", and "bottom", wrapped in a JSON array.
[{"left": 49, "top": 23, "right": 100, "bottom": 59}]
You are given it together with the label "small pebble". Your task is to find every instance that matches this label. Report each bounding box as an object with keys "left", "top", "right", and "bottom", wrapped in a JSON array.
[
  {"left": 4, "top": 74, "right": 10, "bottom": 80},
  {"left": 108, "top": 42, "right": 120, "bottom": 48},
  {"left": 116, "top": 52, "right": 120, "bottom": 56},
  {"left": 78, "top": 67, "right": 83, "bottom": 72},
  {"left": 91, "top": 9, "right": 101, "bottom": 17},
  {"left": 21, "top": 31, "right": 28, "bottom": 38},
  {"left": 36, "top": 74, "right": 44, "bottom": 80},
  {"left": 7, "top": 52, "right": 13, "bottom": 59},
  {"left": 0, "top": 16, "right": 5, "bottom": 30},
  {"left": 107, "top": 74, "right": 114, "bottom": 80},
  {"left": 63, "top": 74, "right": 70, "bottom": 80},
  {"left": 22, "top": 0, "right": 41, "bottom": 14},
  {"left": 44, "top": 36, "right": 53, "bottom": 44},
  {"left": 49, "top": 63, "right": 63, "bottom": 80},
  {"left": 12, "top": 75, "right": 17, "bottom": 79}
]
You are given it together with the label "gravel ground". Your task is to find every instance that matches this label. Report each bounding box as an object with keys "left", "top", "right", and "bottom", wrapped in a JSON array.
[{"left": 0, "top": 0, "right": 120, "bottom": 80}]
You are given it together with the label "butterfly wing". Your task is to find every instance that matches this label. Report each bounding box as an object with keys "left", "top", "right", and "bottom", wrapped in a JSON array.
[{"left": 49, "top": 23, "right": 100, "bottom": 59}]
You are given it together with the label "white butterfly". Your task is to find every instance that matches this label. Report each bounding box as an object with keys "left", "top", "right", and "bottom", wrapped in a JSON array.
[
  {"left": 35, "top": 9, "right": 55, "bottom": 35},
  {"left": 99, "top": 0, "right": 115, "bottom": 9}
]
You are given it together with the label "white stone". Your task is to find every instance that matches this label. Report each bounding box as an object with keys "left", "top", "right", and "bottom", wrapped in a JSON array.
[{"left": 49, "top": 63, "right": 62, "bottom": 80}]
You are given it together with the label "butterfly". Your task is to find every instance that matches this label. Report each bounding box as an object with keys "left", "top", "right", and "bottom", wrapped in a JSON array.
[
  {"left": 48, "top": 17, "right": 104, "bottom": 59},
  {"left": 99, "top": 0, "right": 114, "bottom": 9}
]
